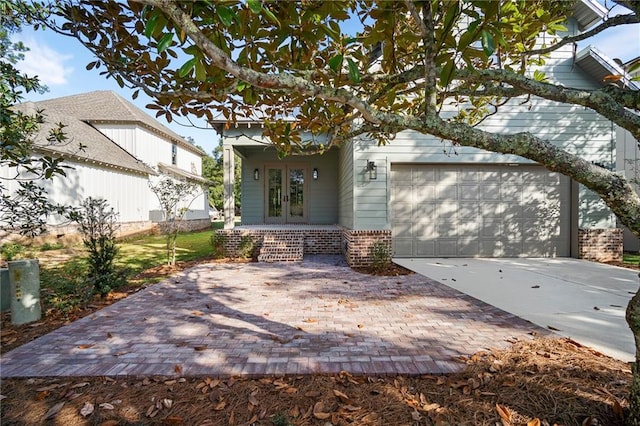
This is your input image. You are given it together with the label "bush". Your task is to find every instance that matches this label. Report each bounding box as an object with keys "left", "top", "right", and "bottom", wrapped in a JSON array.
[
  {"left": 0, "top": 242, "right": 26, "bottom": 261},
  {"left": 369, "top": 240, "right": 391, "bottom": 272},
  {"left": 40, "top": 241, "right": 64, "bottom": 251},
  {"left": 40, "top": 262, "right": 93, "bottom": 314},
  {"left": 211, "top": 232, "right": 227, "bottom": 259},
  {"left": 69, "top": 197, "right": 122, "bottom": 296},
  {"left": 238, "top": 235, "right": 258, "bottom": 259}
]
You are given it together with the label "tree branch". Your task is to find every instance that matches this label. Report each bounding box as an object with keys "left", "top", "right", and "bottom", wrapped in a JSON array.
[
  {"left": 456, "top": 68, "right": 640, "bottom": 140},
  {"left": 524, "top": 13, "right": 640, "bottom": 56}
]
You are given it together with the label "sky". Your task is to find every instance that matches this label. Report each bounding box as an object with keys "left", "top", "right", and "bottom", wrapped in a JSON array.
[{"left": 11, "top": 5, "right": 640, "bottom": 158}]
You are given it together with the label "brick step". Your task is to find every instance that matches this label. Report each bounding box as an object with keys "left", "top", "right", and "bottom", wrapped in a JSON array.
[{"left": 258, "top": 234, "right": 304, "bottom": 262}]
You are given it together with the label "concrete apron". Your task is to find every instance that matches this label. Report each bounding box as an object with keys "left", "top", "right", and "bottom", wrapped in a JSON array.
[{"left": 394, "top": 257, "right": 639, "bottom": 362}]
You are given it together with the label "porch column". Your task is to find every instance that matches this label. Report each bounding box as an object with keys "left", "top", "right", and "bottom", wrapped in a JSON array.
[{"left": 223, "top": 146, "right": 235, "bottom": 229}]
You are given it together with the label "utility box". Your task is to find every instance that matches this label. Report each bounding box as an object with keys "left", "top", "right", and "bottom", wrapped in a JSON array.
[
  {"left": 9, "top": 259, "right": 41, "bottom": 325},
  {"left": 1, "top": 268, "right": 9, "bottom": 312}
]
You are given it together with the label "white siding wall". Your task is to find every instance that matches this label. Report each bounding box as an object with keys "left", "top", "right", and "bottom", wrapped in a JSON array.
[
  {"left": 351, "top": 37, "right": 617, "bottom": 230},
  {"left": 617, "top": 127, "right": 640, "bottom": 250},
  {"left": 96, "top": 124, "right": 207, "bottom": 221},
  {"left": 1, "top": 159, "right": 149, "bottom": 224}
]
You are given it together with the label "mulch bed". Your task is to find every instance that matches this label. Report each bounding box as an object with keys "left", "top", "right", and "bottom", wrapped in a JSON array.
[{"left": 0, "top": 338, "right": 630, "bottom": 425}]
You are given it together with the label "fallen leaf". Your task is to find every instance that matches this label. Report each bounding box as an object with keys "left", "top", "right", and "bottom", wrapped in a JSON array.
[
  {"left": 37, "top": 384, "right": 62, "bottom": 392},
  {"left": 313, "top": 401, "right": 332, "bottom": 419},
  {"left": 213, "top": 401, "right": 226, "bottom": 411},
  {"left": 496, "top": 404, "right": 512, "bottom": 424},
  {"left": 163, "top": 399, "right": 173, "bottom": 409},
  {"left": 100, "top": 421, "right": 120, "bottom": 426},
  {"left": 77, "top": 344, "right": 95, "bottom": 349},
  {"left": 411, "top": 410, "right": 422, "bottom": 421},
  {"left": 527, "top": 419, "right": 541, "bottom": 426},
  {"left": 192, "top": 311, "right": 204, "bottom": 316},
  {"left": 164, "top": 380, "right": 177, "bottom": 385},
  {"left": 44, "top": 402, "right": 65, "bottom": 420},
  {"left": 333, "top": 389, "right": 351, "bottom": 403},
  {"left": 173, "top": 364, "right": 183, "bottom": 375},
  {"left": 107, "top": 332, "right": 113, "bottom": 338},
  {"left": 35, "top": 390, "right": 50, "bottom": 401},
  {"left": 340, "top": 404, "right": 361, "bottom": 411},
  {"left": 303, "top": 318, "right": 318, "bottom": 323},
  {"left": 99, "top": 403, "right": 115, "bottom": 410},
  {"left": 593, "top": 306, "right": 600, "bottom": 311},
  {"left": 163, "top": 416, "right": 184, "bottom": 425},
  {"left": 193, "top": 346, "right": 207, "bottom": 351},
  {"left": 547, "top": 325, "right": 561, "bottom": 331},
  {"left": 80, "top": 402, "right": 94, "bottom": 417},
  {"left": 248, "top": 395, "right": 259, "bottom": 406},
  {"left": 305, "top": 391, "right": 322, "bottom": 397},
  {"left": 71, "top": 382, "right": 90, "bottom": 389},
  {"left": 357, "top": 324, "right": 364, "bottom": 328},
  {"left": 531, "top": 285, "right": 540, "bottom": 288}
]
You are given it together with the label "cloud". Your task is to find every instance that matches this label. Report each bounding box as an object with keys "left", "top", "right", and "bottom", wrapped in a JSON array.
[{"left": 15, "top": 37, "right": 74, "bottom": 86}]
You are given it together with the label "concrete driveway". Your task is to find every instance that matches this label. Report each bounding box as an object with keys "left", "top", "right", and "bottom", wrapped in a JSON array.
[{"left": 394, "top": 257, "right": 639, "bottom": 362}]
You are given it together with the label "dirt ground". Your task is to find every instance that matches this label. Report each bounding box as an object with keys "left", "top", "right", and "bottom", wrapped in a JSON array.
[{"left": 0, "top": 257, "right": 635, "bottom": 425}]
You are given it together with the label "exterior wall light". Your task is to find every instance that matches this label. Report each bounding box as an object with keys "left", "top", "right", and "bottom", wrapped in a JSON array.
[
  {"left": 253, "top": 168, "right": 260, "bottom": 180},
  {"left": 367, "top": 161, "right": 377, "bottom": 180},
  {"left": 312, "top": 168, "right": 319, "bottom": 180}
]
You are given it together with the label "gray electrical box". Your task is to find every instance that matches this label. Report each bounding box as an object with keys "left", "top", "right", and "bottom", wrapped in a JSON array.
[{"left": 9, "top": 259, "right": 41, "bottom": 325}]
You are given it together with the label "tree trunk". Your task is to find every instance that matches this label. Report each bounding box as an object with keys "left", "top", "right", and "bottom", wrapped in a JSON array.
[{"left": 626, "top": 273, "right": 640, "bottom": 425}]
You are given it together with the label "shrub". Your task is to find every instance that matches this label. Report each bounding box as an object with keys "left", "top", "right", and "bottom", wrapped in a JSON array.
[
  {"left": 211, "top": 232, "right": 227, "bottom": 259},
  {"left": 0, "top": 242, "right": 26, "bottom": 261},
  {"left": 69, "top": 197, "right": 122, "bottom": 296},
  {"left": 40, "top": 241, "right": 64, "bottom": 251},
  {"left": 369, "top": 240, "right": 391, "bottom": 272},
  {"left": 238, "top": 235, "right": 258, "bottom": 259},
  {"left": 40, "top": 262, "right": 93, "bottom": 314}
]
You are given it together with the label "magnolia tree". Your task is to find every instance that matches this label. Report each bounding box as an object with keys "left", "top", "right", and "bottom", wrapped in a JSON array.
[
  {"left": 38, "top": 0, "right": 640, "bottom": 420},
  {"left": 149, "top": 176, "right": 200, "bottom": 266}
]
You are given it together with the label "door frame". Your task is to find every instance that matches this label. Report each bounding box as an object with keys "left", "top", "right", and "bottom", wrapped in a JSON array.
[{"left": 263, "top": 163, "right": 308, "bottom": 224}]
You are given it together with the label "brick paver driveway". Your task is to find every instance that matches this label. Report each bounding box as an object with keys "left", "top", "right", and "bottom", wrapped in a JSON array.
[{"left": 0, "top": 256, "right": 546, "bottom": 378}]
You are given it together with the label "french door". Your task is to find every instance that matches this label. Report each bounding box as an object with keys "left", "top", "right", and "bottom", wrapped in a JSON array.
[{"left": 265, "top": 164, "right": 307, "bottom": 224}]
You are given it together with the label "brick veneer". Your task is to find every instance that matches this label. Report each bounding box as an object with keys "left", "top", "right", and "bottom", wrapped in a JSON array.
[
  {"left": 215, "top": 228, "right": 342, "bottom": 259},
  {"left": 341, "top": 229, "right": 392, "bottom": 267},
  {"left": 215, "top": 227, "right": 392, "bottom": 266},
  {"left": 158, "top": 219, "right": 211, "bottom": 233},
  {"left": 578, "top": 228, "right": 623, "bottom": 262}
]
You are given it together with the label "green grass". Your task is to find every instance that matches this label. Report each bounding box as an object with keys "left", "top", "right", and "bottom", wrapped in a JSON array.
[
  {"left": 38, "top": 229, "right": 215, "bottom": 314},
  {"left": 117, "top": 229, "right": 214, "bottom": 272},
  {"left": 624, "top": 252, "right": 640, "bottom": 266}
]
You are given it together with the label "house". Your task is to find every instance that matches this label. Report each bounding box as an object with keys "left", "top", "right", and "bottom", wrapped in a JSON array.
[
  {"left": 1, "top": 91, "right": 210, "bottom": 238},
  {"left": 213, "top": 1, "right": 638, "bottom": 266}
]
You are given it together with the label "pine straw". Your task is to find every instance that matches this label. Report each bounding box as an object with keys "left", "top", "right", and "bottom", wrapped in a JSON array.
[{"left": 0, "top": 337, "right": 631, "bottom": 425}]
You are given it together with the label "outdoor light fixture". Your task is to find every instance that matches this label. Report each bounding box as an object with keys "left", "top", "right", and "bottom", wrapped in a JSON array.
[
  {"left": 312, "top": 168, "right": 319, "bottom": 180},
  {"left": 367, "top": 160, "right": 377, "bottom": 180},
  {"left": 253, "top": 168, "right": 260, "bottom": 180}
]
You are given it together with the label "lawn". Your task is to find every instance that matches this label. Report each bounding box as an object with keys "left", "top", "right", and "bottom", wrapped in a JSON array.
[{"left": 625, "top": 252, "right": 640, "bottom": 266}]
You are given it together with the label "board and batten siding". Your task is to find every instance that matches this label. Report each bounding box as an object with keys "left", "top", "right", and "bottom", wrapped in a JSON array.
[
  {"left": 1, "top": 159, "right": 149, "bottom": 224},
  {"left": 350, "top": 34, "right": 617, "bottom": 231},
  {"left": 96, "top": 124, "right": 208, "bottom": 220}
]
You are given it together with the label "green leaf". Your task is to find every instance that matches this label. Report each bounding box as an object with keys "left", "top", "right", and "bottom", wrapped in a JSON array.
[
  {"left": 178, "top": 58, "right": 197, "bottom": 78},
  {"left": 195, "top": 59, "right": 206, "bottom": 81},
  {"left": 217, "top": 6, "right": 236, "bottom": 26},
  {"left": 533, "top": 70, "right": 548, "bottom": 82},
  {"left": 328, "top": 54, "right": 343, "bottom": 73},
  {"left": 144, "top": 14, "right": 159, "bottom": 38},
  {"left": 440, "top": 59, "right": 455, "bottom": 87},
  {"left": 157, "top": 33, "right": 173, "bottom": 53},
  {"left": 247, "top": 0, "right": 261, "bottom": 14},
  {"left": 262, "top": 7, "right": 280, "bottom": 26},
  {"left": 481, "top": 30, "right": 495, "bottom": 57},
  {"left": 346, "top": 58, "right": 360, "bottom": 84},
  {"left": 237, "top": 81, "right": 247, "bottom": 92}
]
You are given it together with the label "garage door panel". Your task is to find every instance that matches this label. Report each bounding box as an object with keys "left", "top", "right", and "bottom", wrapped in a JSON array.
[
  {"left": 393, "top": 239, "right": 413, "bottom": 257},
  {"left": 391, "top": 164, "right": 570, "bottom": 257},
  {"left": 460, "top": 185, "right": 480, "bottom": 200},
  {"left": 415, "top": 240, "right": 435, "bottom": 256},
  {"left": 437, "top": 240, "right": 457, "bottom": 256}
]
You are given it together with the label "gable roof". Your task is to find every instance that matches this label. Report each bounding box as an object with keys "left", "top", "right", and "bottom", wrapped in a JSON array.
[
  {"left": 576, "top": 46, "right": 640, "bottom": 90},
  {"left": 15, "top": 101, "right": 156, "bottom": 176},
  {"left": 573, "top": 0, "right": 607, "bottom": 31},
  {"left": 35, "top": 91, "right": 205, "bottom": 157}
]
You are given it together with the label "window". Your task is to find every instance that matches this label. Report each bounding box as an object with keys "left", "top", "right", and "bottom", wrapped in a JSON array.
[{"left": 171, "top": 142, "right": 177, "bottom": 165}]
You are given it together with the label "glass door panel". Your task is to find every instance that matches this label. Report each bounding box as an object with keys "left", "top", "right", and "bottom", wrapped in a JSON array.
[
  {"left": 267, "top": 168, "right": 284, "bottom": 222},
  {"left": 288, "top": 168, "right": 305, "bottom": 222}
]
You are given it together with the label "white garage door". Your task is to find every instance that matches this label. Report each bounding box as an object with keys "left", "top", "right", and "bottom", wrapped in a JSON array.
[{"left": 391, "top": 164, "right": 571, "bottom": 257}]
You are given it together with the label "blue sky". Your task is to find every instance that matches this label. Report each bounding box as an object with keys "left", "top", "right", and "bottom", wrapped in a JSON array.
[{"left": 12, "top": 8, "right": 640, "bottom": 158}]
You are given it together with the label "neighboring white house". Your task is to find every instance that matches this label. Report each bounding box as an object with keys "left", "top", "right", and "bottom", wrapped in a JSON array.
[
  {"left": 214, "top": 0, "right": 637, "bottom": 266},
  {"left": 1, "top": 90, "right": 210, "bottom": 237}
]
